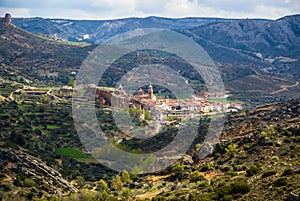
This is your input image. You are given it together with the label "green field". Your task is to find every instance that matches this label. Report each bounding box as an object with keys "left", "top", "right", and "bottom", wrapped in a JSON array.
[
  {"left": 55, "top": 148, "right": 90, "bottom": 159},
  {"left": 47, "top": 125, "right": 61, "bottom": 129},
  {"left": 207, "top": 98, "right": 240, "bottom": 103}
]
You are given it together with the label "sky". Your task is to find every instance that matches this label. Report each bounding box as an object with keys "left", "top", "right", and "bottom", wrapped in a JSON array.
[{"left": 0, "top": 0, "right": 299, "bottom": 20}]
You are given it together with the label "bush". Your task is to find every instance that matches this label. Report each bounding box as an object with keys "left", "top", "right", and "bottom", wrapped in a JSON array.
[
  {"left": 98, "top": 179, "right": 108, "bottom": 191},
  {"left": 274, "top": 177, "right": 288, "bottom": 187},
  {"left": 222, "top": 195, "right": 233, "bottom": 201},
  {"left": 23, "top": 178, "right": 36, "bottom": 187},
  {"left": 189, "top": 171, "right": 205, "bottom": 183},
  {"left": 230, "top": 180, "right": 251, "bottom": 194},
  {"left": 216, "top": 179, "right": 250, "bottom": 199},
  {"left": 293, "top": 136, "right": 300, "bottom": 143},
  {"left": 121, "top": 170, "right": 131, "bottom": 183},
  {"left": 111, "top": 175, "right": 123, "bottom": 191},
  {"left": 271, "top": 156, "right": 279, "bottom": 163},
  {"left": 246, "top": 166, "right": 261, "bottom": 176},
  {"left": 262, "top": 170, "right": 276, "bottom": 178},
  {"left": 281, "top": 169, "right": 294, "bottom": 176}
]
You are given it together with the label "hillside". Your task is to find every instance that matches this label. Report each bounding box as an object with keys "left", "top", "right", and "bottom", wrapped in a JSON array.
[
  {"left": 179, "top": 14, "right": 300, "bottom": 105},
  {"left": 180, "top": 15, "right": 300, "bottom": 78},
  {"left": 0, "top": 20, "right": 95, "bottom": 85},
  {"left": 0, "top": 85, "right": 299, "bottom": 200}
]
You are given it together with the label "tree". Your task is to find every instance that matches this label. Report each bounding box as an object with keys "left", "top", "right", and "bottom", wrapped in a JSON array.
[
  {"left": 11, "top": 131, "right": 25, "bottom": 146},
  {"left": 121, "top": 170, "right": 131, "bottom": 183},
  {"left": 111, "top": 175, "right": 123, "bottom": 191},
  {"left": 225, "top": 143, "right": 237, "bottom": 156},
  {"left": 76, "top": 176, "right": 85, "bottom": 187},
  {"left": 98, "top": 179, "right": 108, "bottom": 191}
]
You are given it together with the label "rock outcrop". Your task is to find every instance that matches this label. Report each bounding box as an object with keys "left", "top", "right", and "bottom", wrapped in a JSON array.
[
  {"left": 0, "top": 146, "right": 78, "bottom": 194},
  {"left": 1, "top": 13, "right": 11, "bottom": 24},
  {"left": 5, "top": 13, "right": 11, "bottom": 24}
]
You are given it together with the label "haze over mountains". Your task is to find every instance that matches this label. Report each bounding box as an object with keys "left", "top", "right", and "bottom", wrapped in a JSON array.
[{"left": 1, "top": 14, "right": 300, "bottom": 106}]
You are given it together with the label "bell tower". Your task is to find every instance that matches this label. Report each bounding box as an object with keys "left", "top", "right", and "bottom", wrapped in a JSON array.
[{"left": 148, "top": 84, "right": 153, "bottom": 98}]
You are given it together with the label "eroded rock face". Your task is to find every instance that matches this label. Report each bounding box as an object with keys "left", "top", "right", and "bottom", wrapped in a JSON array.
[{"left": 0, "top": 147, "right": 78, "bottom": 194}]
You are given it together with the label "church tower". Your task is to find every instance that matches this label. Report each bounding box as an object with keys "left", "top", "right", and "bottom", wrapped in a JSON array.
[{"left": 148, "top": 84, "right": 153, "bottom": 98}]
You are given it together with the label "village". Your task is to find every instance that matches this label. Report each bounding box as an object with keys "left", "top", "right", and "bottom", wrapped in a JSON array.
[
  {"left": 3, "top": 77, "right": 243, "bottom": 128},
  {"left": 88, "top": 83, "right": 243, "bottom": 127}
]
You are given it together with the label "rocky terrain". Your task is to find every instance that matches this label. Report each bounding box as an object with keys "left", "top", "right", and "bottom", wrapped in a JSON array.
[{"left": 0, "top": 147, "right": 78, "bottom": 194}]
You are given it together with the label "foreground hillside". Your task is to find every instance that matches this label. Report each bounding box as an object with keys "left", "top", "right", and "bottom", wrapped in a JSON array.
[{"left": 0, "top": 81, "right": 299, "bottom": 200}]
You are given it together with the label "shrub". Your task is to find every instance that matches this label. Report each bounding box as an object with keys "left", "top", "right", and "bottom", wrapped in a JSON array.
[
  {"left": 221, "top": 195, "right": 233, "bottom": 201},
  {"left": 274, "top": 177, "right": 288, "bottom": 187},
  {"left": 101, "top": 191, "right": 110, "bottom": 199},
  {"left": 189, "top": 171, "right": 205, "bottom": 183},
  {"left": 281, "top": 169, "right": 294, "bottom": 176},
  {"left": 225, "top": 143, "right": 238, "bottom": 156},
  {"left": 121, "top": 170, "right": 131, "bottom": 183},
  {"left": 216, "top": 179, "right": 250, "bottom": 199},
  {"left": 122, "top": 188, "right": 131, "bottom": 198},
  {"left": 271, "top": 156, "right": 279, "bottom": 163},
  {"left": 246, "top": 166, "right": 261, "bottom": 176},
  {"left": 293, "top": 136, "right": 300, "bottom": 143},
  {"left": 23, "top": 178, "right": 36, "bottom": 187},
  {"left": 98, "top": 179, "right": 108, "bottom": 191},
  {"left": 229, "top": 180, "right": 251, "bottom": 194},
  {"left": 111, "top": 175, "right": 123, "bottom": 191},
  {"left": 200, "top": 163, "right": 212, "bottom": 172},
  {"left": 262, "top": 170, "right": 276, "bottom": 178}
]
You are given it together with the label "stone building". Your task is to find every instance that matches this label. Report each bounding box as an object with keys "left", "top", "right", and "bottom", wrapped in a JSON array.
[{"left": 134, "top": 84, "right": 157, "bottom": 102}]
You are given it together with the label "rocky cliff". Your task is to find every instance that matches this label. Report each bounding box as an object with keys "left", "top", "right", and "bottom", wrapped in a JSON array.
[{"left": 0, "top": 146, "right": 78, "bottom": 196}]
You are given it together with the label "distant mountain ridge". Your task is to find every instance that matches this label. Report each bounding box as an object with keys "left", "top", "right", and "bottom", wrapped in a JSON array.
[
  {"left": 2, "top": 14, "right": 300, "bottom": 105},
  {"left": 183, "top": 14, "right": 300, "bottom": 58},
  {"left": 12, "top": 15, "right": 299, "bottom": 76},
  {"left": 12, "top": 16, "right": 254, "bottom": 44}
]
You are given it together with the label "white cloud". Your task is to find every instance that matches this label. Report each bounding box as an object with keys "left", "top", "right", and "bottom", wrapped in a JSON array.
[
  {"left": 0, "top": 0, "right": 299, "bottom": 20},
  {"left": 134, "top": 0, "right": 168, "bottom": 14},
  {"left": 0, "top": 7, "right": 31, "bottom": 18}
]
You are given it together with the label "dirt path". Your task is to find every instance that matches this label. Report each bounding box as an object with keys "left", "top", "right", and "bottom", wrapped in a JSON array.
[{"left": 270, "top": 81, "right": 299, "bottom": 94}]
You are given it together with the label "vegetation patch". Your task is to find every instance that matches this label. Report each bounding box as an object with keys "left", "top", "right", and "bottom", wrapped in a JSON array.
[{"left": 55, "top": 148, "right": 90, "bottom": 159}]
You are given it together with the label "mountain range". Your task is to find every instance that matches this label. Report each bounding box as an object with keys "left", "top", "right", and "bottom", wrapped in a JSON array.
[
  {"left": 1, "top": 14, "right": 300, "bottom": 106},
  {"left": 12, "top": 16, "right": 233, "bottom": 44}
]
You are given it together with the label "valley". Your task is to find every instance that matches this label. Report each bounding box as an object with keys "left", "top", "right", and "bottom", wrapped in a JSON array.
[{"left": 0, "top": 13, "right": 299, "bottom": 201}]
